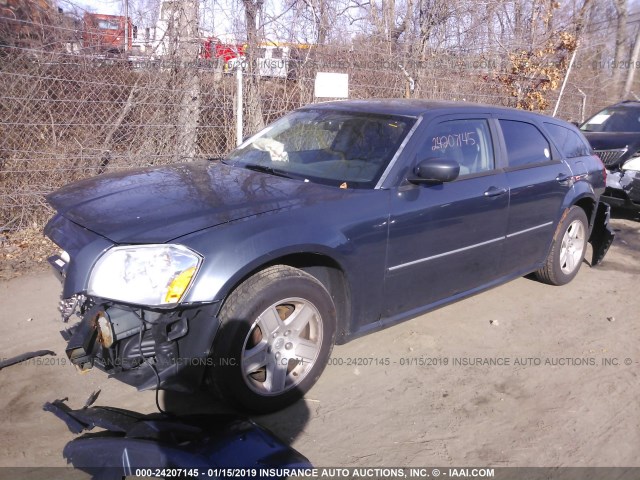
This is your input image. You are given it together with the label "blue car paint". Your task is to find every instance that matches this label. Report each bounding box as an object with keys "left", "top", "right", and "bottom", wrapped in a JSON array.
[{"left": 44, "top": 99, "right": 610, "bottom": 394}]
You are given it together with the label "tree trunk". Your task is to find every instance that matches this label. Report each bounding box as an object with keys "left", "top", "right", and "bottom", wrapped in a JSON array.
[
  {"left": 611, "top": 0, "right": 628, "bottom": 101},
  {"left": 243, "top": 0, "right": 265, "bottom": 135},
  {"left": 163, "top": 1, "right": 201, "bottom": 162},
  {"left": 316, "top": 0, "right": 328, "bottom": 45},
  {"left": 623, "top": 24, "right": 640, "bottom": 98},
  {"left": 529, "top": 0, "right": 538, "bottom": 48},
  {"left": 418, "top": 0, "right": 448, "bottom": 61},
  {"left": 574, "top": 0, "right": 593, "bottom": 37}
]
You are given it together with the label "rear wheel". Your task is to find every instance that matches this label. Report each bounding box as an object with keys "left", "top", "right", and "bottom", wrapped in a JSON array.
[
  {"left": 209, "top": 265, "right": 336, "bottom": 413},
  {"left": 536, "top": 206, "right": 588, "bottom": 286}
]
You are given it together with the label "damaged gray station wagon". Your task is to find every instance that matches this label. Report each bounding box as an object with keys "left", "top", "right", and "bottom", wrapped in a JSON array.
[{"left": 45, "top": 100, "right": 614, "bottom": 413}]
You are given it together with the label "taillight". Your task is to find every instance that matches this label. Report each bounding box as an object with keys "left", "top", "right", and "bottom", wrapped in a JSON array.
[{"left": 594, "top": 154, "right": 606, "bottom": 182}]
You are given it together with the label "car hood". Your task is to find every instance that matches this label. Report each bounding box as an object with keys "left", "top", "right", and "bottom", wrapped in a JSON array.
[
  {"left": 47, "top": 161, "right": 336, "bottom": 243},
  {"left": 582, "top": 131, "right": 640, "bottom": 152}
]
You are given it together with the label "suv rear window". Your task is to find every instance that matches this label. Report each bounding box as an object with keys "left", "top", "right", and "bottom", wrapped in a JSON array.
[
  {"left": 500, "top": 120, "right": 552, "bottom": 168},
  {"left": 581, "top": 107, "right": 640, "bottom": 133},
  {"left": 544, "top": 123, "right": 590, "bottom": 158}
]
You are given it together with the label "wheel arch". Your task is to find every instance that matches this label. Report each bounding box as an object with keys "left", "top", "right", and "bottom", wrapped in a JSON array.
[
  {"left": 214, "top": 250, "right": 352, "bottom": 342},
  {"left": 543, "top": 190, "right": 596, "bottom": 264},
  {"left": 536, "top": 201, "right": 590, "bottom": 285},
  {"left": 570, "top": 194, "right": 598, "bottom": 233},
  {"left": 560, "top": 180, "right": 597, "bottom": 231}
]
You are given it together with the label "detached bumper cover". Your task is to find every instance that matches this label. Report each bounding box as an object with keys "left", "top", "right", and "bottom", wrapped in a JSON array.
[
  {"left": 44, "top": 398, "right": 311, "bottom": 480},
  {"left": 588, "top": 202, "right": 615, "bottom": 266}
]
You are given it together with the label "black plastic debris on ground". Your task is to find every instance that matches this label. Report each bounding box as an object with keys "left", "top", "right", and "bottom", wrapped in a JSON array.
[
  {"left": 0, "top": 350, "right": 55, "bottom": 370},
  {"left": 44, "top": 398, "right": 312, "bottom": 480}
]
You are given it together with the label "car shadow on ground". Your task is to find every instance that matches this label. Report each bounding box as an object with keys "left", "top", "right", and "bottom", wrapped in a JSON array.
[
  {"left": 161, "top": 314, "right": 314, "bottom": 454},
  {"left": 163, "top": 388, "right": 312, "bottom": 448},
  {"left": 595, "top": 206, "right": 640, "bottom": 275}
]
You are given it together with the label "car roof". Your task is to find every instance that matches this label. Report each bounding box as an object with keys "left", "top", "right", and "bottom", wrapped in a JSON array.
[
  {"left": 303, "top": 98, "right": 559, "bottom": 122},
  {"left": 610, "top": 100, "right": 640, "bottom": 109}
]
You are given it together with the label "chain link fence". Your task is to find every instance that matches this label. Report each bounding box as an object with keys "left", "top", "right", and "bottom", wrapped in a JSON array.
[{"left": 0, "top": 8, "right": 635, "bottom": 233}]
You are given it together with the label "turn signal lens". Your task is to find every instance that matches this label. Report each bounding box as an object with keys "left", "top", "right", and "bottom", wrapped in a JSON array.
[{"left": 164, "top": 267, "right": 197, "bottom": 303}]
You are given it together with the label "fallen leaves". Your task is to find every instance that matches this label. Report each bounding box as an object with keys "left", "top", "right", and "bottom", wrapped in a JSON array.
[{"left": 0, "top": 227, "right": 55, "bottom": 280}]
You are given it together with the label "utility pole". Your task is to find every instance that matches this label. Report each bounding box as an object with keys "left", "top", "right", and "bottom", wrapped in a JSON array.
[
  {"left": 123, "top": 0, "right": 129, "bottom": 53},
  {"left": 623, "top": 25, "right": 640, "bottom": 99},
  {"left": 236, "top": 63, "right": 243, "bottom": 146},
  {"left": 553, "top": 49, "right": 578, "bottom": 117}
]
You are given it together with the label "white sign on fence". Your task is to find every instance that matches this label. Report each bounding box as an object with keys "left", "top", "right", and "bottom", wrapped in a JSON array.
[{"left": 314, "top": 72, "right": 349, "bottom": 98}]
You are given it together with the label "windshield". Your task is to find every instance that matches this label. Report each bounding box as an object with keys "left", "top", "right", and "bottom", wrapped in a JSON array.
[
  {"left": 580, "top": 107, "right": 640, "bottom": 133},
  {"left": 224, "top": 109, "right": 416, "bottom": 189}
]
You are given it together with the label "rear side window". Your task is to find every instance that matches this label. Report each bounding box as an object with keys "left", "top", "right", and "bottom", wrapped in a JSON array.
[
  {"left": 500, "top": 119, "right": 552, "bottom": 168},
  {"left": 544, "top": 123, "right": 590, "bottom": 158}
]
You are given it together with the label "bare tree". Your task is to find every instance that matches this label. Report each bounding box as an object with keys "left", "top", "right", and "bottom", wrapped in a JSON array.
[
  {"left": 291, "top": 0, "right": 333, "bottom": 44},
  {"left": 175, "top": 0, "right": 201, "bottom": 160},
  {"left": 416, "top": 0, "right": 450, "bottom": 60},
  {"left": 243, "top": 0, "right": 266, "bottom": 134},
  {"left": 623, "top": 23, "right": 640, "bottom": 98},
  {"left": 369, "top": 0, "right": 401, "bottom": 44},
  {"left": 611, "top": 0, "right": 628, "bottom": 100}
]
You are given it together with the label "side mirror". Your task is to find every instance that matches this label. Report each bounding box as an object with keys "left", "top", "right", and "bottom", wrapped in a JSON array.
[{"left": 409, "top": 158, "right": 460, "bottom": 184}]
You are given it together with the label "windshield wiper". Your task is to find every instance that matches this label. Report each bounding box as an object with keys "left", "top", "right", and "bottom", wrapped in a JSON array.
[{"left": 243, "top": 163, "right": 295, "bottom": 179}]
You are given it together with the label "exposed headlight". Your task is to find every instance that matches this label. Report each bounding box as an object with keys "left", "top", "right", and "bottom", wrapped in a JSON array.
[
  {"left": 622, "top": 154, "right": 640, "bottom": 172},
  {"left": 88, "top": 245, "right": 201, "bottom": 306}
]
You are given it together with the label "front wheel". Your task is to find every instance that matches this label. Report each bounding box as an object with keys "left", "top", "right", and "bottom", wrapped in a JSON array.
[
  {"left": 209, "top": 265, "right": 336, "bottom": 413},
  {"left": 536, "top": 206, "right": 589, "bottom": 286}
]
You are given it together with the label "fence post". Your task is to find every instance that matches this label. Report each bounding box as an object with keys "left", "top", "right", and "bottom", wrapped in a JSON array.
[
  {"left": 236, "top": 63, "right": 243, "bottom": 146},
  {"left": 577, "top": 87, "right": 587, "bottom": 123}
]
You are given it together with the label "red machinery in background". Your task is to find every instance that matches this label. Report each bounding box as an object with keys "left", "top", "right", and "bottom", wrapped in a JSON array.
[{"left": 82, "top": 13, "right": 132, "bottom": 54}]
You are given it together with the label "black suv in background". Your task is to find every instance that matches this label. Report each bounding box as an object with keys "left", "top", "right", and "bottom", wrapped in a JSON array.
[{"left": 580, "top": 100, "right": 640, "bottom": 210}]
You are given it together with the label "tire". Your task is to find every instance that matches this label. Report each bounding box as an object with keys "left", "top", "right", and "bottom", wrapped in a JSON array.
[
  {"left": 209, "top": 265, "right": 336, "bottom": 413},
  {"left": 536, "top": 206, "right": 589, "bottom": 286}
]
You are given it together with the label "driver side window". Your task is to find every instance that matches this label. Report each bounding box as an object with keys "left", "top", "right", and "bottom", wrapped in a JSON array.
[{"left": 428, "top": 119, "right": 495, "bottom": 177}]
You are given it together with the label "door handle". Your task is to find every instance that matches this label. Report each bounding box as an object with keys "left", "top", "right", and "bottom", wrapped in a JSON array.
[
  {"left": 555, "top": 173, "right": 573, "bottom": 185},
  {"left": 483, "top": 186, "right": 508, "bottom": 197}
]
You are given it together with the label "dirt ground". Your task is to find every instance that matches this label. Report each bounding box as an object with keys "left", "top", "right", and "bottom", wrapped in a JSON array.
[{"left": 0, "top": 213, "right": 639, "bottom": 473}]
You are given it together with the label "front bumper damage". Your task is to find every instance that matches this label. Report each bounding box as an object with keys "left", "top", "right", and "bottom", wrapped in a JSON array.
[
  {"left": 45, "top": 213, "right": 222, "bottom": 392},
  {"left": 44, "top": 398, "right": 312, "bottom": 479},
  {"left": 57, "top": 295, "right": 220, "bottom": 392}
]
